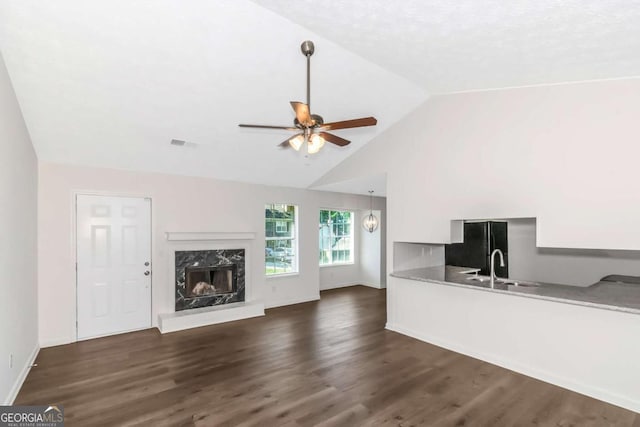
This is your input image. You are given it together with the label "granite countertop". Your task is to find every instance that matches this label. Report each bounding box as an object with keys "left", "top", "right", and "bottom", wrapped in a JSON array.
[{"left": 391, "top": 265, "right": 640, "bottom": 315}]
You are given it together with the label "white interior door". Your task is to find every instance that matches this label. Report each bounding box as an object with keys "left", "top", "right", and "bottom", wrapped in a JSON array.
[{"left": 76, "top": 195, "right": 151, "bottom": 340}]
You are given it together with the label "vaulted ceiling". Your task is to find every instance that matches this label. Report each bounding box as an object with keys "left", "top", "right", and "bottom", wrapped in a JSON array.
[{"left": 1, "top": 1, "right": 639, "bottom": 193}]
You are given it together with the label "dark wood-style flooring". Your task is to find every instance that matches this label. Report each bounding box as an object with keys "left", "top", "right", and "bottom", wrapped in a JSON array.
[{"left": 17, "top": 286, "right": 639, "bottom": 426}]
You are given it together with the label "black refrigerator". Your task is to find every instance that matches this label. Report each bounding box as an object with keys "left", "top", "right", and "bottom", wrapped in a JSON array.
[{"left": 445, "top": 221, "right": 509, "bottom": 277}]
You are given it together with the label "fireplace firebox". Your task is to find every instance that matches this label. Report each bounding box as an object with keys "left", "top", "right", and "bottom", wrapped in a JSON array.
[
  {"left": 175, "top": 249, "right": 245, "bottom": 311},
  {"left": 185, "top": 264, "right": 237, "bottom": 297}
]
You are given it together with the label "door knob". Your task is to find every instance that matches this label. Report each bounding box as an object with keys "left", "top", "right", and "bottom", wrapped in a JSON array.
[{"left": 144, "top": 270, "right": 151, "bottom": 276}]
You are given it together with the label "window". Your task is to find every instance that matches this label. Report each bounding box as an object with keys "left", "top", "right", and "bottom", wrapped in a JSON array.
[
  {"left": 265, "top": 204, "right": 298, "bottom": 275},
  {"left": 319, "top": 209, "right": 354, "bottom": 265}
]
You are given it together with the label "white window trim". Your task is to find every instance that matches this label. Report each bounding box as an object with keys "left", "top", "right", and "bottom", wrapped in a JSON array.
[
  {"left": 265, "top": 272, "right": 300, "bottom": 279},
  {"left": 319, "top": 261, "right": 355, "bottom": 268}
]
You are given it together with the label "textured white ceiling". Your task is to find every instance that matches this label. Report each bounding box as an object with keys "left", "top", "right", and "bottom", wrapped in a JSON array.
[
  {"left": 251, "top": 0, "right": 640, "bottom": 93},
  {"left": 0, "top": 1, "right": 426, "bottom": 188}
]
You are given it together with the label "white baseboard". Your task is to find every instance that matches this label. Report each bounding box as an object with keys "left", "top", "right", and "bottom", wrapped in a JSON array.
[
  {"left": 320, "top": 281, "right": 359, "bottom": 291},
  {"left": 39, "top": 337, "right": 74, "bottom": 348},
  {"left": 385, "top": 322, "right": 640, "bottom": 414},
  {"left": 4, "top": 344, "right": 39, "bottom": 405},
  {"left": 264, "top": 293, "right": 319, "bottom": 309},
  {"left": 360, "top": 282, "right": 384, "bottom": 289},
  {"left": 158, "top": 301, "right": 265, "bottom": 334},
  {"left": 320, "top": 282, "right": 383, "bottom": 291}
]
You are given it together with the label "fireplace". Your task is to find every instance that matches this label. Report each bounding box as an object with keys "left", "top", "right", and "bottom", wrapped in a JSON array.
[{"left": 175, "top": 249, "right": 245, "bottom": 311}]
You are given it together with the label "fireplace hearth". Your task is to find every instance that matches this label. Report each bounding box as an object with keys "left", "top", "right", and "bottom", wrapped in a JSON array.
[{"left": 175, "top": 249, "right": 245, "bottom": 311}]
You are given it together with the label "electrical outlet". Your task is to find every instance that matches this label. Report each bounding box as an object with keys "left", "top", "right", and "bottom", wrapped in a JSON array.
[
  {"left": 272, "top": 286, "right": 276, "bottom": 293},
  {"left": 10, "top": 354, "right": 13, "bottom": 368}
]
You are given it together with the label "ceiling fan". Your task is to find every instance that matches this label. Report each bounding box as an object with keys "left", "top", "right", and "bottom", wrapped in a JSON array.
[{"left": 239, "top": 40, "right": 377, "bottom": 154}]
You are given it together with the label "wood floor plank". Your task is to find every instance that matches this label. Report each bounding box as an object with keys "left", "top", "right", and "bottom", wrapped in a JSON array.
[{"left": 16, "top": 286, "right": 637, "bottom": 426}]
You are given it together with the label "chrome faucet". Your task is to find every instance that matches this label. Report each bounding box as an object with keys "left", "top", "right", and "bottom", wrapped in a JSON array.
[{"left": 489, "top": 249, "right": 505, "bottom": 289}]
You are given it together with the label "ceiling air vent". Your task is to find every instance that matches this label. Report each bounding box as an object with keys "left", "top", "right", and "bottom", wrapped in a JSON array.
[{"left": 170, "top": 139, "right": 186, "bottom": 146}]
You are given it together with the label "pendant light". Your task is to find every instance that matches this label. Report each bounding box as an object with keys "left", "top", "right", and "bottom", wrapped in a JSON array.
[{"left": 362, "top": 190, "right": 379, "bottom": 233}]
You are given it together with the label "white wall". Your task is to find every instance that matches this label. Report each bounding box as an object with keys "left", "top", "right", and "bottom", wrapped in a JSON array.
[
  {"left": 508, "top": 218, "right": 640, "bottom": 286},
  {"left": 315, "top": 77, "right": 640, "bottom": 251},
  {"left": 37, "top": 163, "right": 386, "bottom": 347},
  {"left": 0, "top": 51, "right": 38, "bottom": 404},
  {"left": 359, "top": 209, "right": 382, "bottom": 288}
]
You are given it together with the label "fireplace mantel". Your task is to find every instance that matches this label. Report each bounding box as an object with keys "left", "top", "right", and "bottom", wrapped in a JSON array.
[{"left": 165, "top": 231, "right": 256, "bottom": 241}]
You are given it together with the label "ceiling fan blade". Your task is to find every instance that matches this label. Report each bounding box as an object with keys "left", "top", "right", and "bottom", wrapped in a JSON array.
[
  {"left": 319, "top": 132, "right": 350, "bottom": 147},
  {"left": 278, "top": 138, "right": 290, "bottom": 147},
  {"left": 239, "top": 124, "right": 298, "bottom": 131},
  {"left": 320, "top": 117, "right": 377, "bottom": 131},
  {"left": 290, "top": 101, "right": 314, "bottom": 126}
]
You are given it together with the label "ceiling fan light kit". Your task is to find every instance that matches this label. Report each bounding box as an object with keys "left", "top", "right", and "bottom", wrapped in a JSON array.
[{"left": 239, "top": 41, "right": 377, "bottom": 155}]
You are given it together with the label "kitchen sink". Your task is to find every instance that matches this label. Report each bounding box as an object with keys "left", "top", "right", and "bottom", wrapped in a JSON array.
[
  {"left": 494, "top": 278, "right": 540, "bottom": 287},
  {"left": 466, "top": 275, "right": 490, "bottom": 283},
  {"left": 465, "top": 275, "right": 540, "bottom": 287}
]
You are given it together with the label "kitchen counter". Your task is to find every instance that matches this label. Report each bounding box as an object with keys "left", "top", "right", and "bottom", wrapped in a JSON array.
[{"left": 391, "top": 265, "right": 640, "bottom": 314}]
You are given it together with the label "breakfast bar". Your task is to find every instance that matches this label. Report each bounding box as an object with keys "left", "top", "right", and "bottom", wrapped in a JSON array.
[{"left": 386, "top": 265, "right": 640, "bottom": 413}]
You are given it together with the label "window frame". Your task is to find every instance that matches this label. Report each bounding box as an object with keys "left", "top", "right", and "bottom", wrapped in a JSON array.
[
  {"left": 265, "top": 203, "right": 299, "bottom": 277},
  {"left": 319, "top": 208, "right": 355, "bottom": 267}
]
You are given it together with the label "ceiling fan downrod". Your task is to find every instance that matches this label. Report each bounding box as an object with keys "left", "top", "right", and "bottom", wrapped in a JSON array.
[{"left": 300, "top": 40, "right": 314, "bottom": 111}]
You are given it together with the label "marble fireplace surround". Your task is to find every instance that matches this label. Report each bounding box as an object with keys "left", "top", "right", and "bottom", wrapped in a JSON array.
[{"left": 158, "top": 232, "right": 265, "bottom": 333}]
